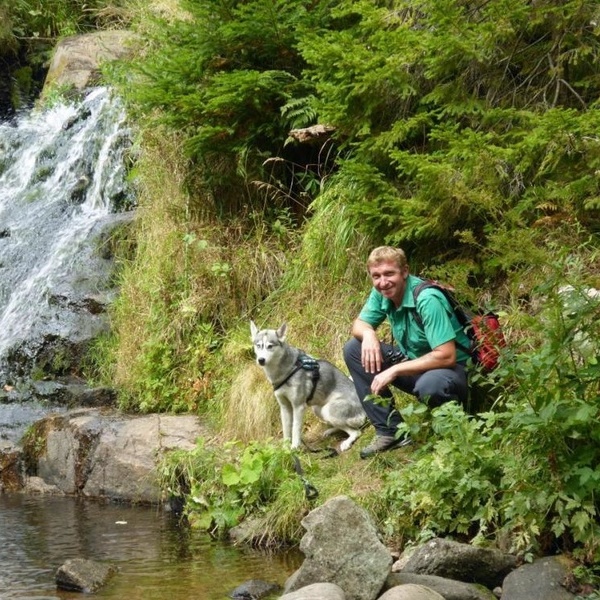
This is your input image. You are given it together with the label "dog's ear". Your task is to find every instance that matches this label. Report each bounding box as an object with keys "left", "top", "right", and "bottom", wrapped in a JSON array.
[
  {"left": 250, "top": 320, "right": 258, "bottom": 339},
  {"left": 276, "top": 323, "right": 287, "bottom": 341}
]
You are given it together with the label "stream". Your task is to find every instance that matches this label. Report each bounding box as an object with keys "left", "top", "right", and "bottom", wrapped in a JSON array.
[{"left": 0, "top": 493, "right": 301, "bottom": 599}]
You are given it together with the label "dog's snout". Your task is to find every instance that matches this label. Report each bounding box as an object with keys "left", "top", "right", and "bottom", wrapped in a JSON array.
[{"left": 257, "top": 357, "right": 266, "bottom": 366}]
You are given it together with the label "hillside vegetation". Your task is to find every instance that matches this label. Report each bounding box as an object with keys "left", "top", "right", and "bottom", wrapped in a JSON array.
[{"left": 6, "top": 0, "right": 600, "bottom": 583}]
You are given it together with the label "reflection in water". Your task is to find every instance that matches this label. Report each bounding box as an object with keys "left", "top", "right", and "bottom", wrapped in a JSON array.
[{"left": 0, "top": 494, "right": 302, "bottom": 599}]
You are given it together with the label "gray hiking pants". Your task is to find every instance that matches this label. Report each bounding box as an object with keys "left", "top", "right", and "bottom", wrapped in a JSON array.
[{"left": 343, "top": 337, "right": 469, "bottom": 437}]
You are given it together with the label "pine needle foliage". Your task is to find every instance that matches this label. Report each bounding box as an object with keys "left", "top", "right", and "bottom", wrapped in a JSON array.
[
  {"left": 298, "top": 0, "right": 600, "bottom": 277},
  {"left": 114, "top": 0, "right": 334, "bottom": 218}
]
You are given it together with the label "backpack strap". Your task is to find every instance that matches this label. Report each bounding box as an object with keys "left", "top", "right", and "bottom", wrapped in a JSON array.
[{"left": 412, "top": 280, "right": 473, "bottom": 357}]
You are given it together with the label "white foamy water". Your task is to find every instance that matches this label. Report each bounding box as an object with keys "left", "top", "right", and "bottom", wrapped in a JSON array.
[{"left": 0, "top": 88, "right": 132, "bottom": 375}]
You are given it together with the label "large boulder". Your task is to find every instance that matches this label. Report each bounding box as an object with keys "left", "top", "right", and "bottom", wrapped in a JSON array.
[
  {"left": 28, "top": 408, "right": 206, "bottom": 503},
  {"left": 284, "top": 495, "right": 392, "bottom": 600},
  {"left": 44, "top": 30, "right": 138, "bottom": 91},
  {"left": 401, "top": 538, "right": 517, "bottom": 589},
  {"left": 500, "top": 556, "right": 577, "bottom": 600}
]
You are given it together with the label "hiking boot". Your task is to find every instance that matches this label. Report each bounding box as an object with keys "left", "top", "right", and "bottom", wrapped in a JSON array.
[{"left": 359, "top": 434, "right": 412, "bottom": 459}]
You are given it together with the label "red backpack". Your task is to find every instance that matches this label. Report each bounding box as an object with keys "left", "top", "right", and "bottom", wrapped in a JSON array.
[{"left": 413, "top": 279, "right": 506, "bottom": 372}]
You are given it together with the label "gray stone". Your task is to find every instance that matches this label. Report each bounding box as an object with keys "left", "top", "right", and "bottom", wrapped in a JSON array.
[
  {"left": 385, "top": 572, "right": 497, "bottom": 600},
  {"left": 55, "top": 557, "right": 117, "bottom": 593},
  {"left": 500, "top": 556, "right": 576, "bottom": 600},
  {"left": 21, "top": 476, "right": 62, "bottom": 495},
  {"left": 33, "top": 409, "right": 205, "bottom": 503},
  {"left": 378, "top": 584, "right": 445, "bottom": 600},
  {"left": 44, "top": 30, "right": 138, "bottom": 91},
  {"left": 402, "top": 538, "right": 517, "bottom": 589},
  {"left": 284, "top": 495, "right": 392, "bottom": 600},
  {"left": 0, "top": 448, "right": 22, "bottom": 490},
  {"left": 280, "top": 582, "right": 346, "bottom": 600},
  {"left": 229, "top": 579, "right": 280, "bottom": 599}
]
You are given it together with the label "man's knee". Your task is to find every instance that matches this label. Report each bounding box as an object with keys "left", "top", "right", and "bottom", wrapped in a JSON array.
[{"left": 413, "top": 371, "right": 456, "bottom": 407}]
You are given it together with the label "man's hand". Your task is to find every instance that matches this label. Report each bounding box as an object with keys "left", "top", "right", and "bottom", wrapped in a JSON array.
[
  {"left": 371, "top": 366, "right": 399, "bottom": 395},
  {"left": 369, "top": 341, "right": 458, "bottom": 394},
  {"left": 360, "top": 329, "right": 383, "bottom": 374}
]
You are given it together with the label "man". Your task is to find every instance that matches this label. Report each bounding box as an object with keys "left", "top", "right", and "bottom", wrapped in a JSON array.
[{"left": 343, "top": 246, "right": 470, "bottom": 458}]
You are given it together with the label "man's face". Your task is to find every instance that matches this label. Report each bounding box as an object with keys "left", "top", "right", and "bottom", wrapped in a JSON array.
[{"left": 368, "top": 260, "right": 408, "bottom": 307}]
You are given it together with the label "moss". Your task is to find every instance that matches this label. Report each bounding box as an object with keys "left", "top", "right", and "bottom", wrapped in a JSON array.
[{"left": 21, "top": 420, "right": 51, "bottom": 475}]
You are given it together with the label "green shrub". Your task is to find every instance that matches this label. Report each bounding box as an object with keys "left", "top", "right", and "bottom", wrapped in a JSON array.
[{"left": 159, "top": 439, "right": 306, "bottom": 544}]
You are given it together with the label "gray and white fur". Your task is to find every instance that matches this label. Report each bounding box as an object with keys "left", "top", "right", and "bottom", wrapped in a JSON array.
[{"left": 250, "top": 321, "right": 366, "bottom": 451}]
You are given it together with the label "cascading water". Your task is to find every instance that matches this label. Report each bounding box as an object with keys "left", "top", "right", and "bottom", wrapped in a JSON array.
[{"left": 0, "top": 87, "right": 134, "bottom": 392}]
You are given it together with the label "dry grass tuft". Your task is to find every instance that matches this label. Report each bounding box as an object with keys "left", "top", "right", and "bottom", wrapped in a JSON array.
[{"left": 221, "top": 363, "right": 280, "bottom": 443}]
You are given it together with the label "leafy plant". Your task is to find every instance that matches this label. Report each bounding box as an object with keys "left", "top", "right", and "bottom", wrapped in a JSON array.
[
  {"left": 381, "top": 402, "right": 505, "bottom": 545},
  {"left": 160, "top": 439, "right": 304, "bottom": 542},
  {"left": 112, "top": 0, "right": 334, "bottom": 218},
  {"left": 298, "top": 0, "right": 600, "bottom": 279}
]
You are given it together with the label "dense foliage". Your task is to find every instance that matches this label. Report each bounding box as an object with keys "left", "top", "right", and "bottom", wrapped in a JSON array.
[{"left": 118, "top": 0, "right": 600, "bottom": 282}]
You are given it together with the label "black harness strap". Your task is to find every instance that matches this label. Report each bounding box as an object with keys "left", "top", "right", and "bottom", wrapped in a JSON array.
[
  {"left": 272, "top": 364, "right": 302, "bottom": 391},
  {"left": 272, "top": 353, "right": 320, "bottom": 405}
]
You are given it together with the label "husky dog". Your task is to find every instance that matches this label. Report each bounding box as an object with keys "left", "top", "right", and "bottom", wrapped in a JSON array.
[{"left": 250, "top": 321, "right": 366, "bottom": 451}]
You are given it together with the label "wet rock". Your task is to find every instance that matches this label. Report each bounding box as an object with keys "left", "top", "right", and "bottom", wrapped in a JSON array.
[
  {"left": 28, "top": 409, "right": 206, "bottom": 503},
  {"left": 401, "top": 538, "right": 517, "bottom": 589},
  {"left": 0, "top": 399, "right": 65, "bottom": 451},
  {"left": 21, "top": 475, "right": 62, "bottom": 495},
  {"left": 500, "top": 556, "right": 576, "bottom": 600},
  {"left": 43, "top": 31, "right": 139, "bottom": 92},
  {"left": 29, "top": 380, "right": 116, "bottom": 408},
  {"left": 55, "top": 557, "right": 117, "bottom": 593},
  {"left": 69, "top": 174, "right": 91, "bottom": 204},
  {"left": 229, "top": 579, "right": 281, "bottom": 599},
  {"left": 0, "top": 449, "right": 22, "bottom": 490}
]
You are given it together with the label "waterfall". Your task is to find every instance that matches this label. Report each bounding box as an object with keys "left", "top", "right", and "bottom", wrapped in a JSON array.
[{"left": 0, "top": 87, "right": 134, "bottom": 389}]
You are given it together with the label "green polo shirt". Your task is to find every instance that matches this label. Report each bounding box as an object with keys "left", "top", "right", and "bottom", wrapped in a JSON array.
[{"left": 358, "top": 274, "right": 472, "bottom": 363}]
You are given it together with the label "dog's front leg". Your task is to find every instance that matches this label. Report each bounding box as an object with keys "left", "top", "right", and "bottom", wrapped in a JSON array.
[
  {"left": 276, "top": 395, "right": 293, "bottom": 444},
  {"left": 291, "top": 403, "right": 306, "bottom": 449}
]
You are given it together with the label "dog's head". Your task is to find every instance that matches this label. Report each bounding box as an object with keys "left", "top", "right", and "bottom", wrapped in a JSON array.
[{"left": 250, "top": 321, "right": 287, "bottom": 367}]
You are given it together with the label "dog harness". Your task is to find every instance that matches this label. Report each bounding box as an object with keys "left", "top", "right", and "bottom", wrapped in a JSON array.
[{"left": 271, "top": 352, "right": 320, "bottom": 404}]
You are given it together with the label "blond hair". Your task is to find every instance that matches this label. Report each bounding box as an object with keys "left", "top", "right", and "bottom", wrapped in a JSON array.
[{"left": 366, "top": 246, "right": 408, "bottom": 270}]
